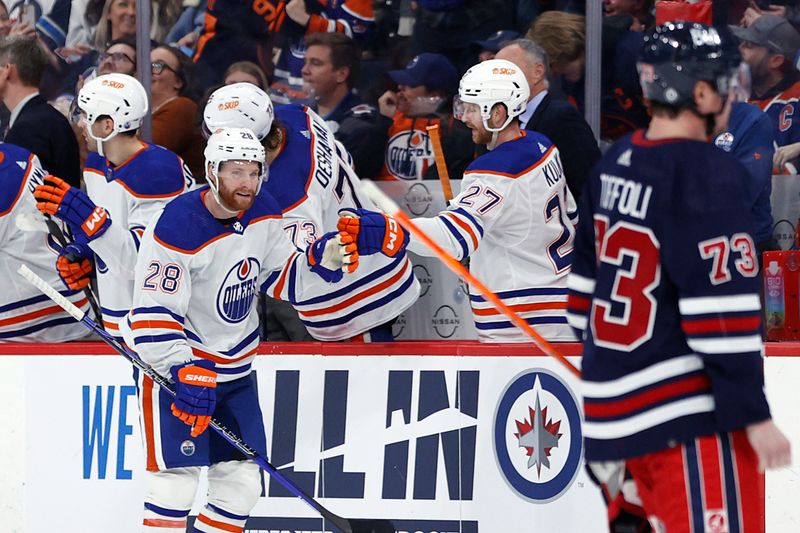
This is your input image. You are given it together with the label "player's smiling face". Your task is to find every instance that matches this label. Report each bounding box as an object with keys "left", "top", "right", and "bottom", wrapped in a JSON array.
[
  {"left": 459, "top": 102, "right": 493, "bottom": 145},
  {"left": 215, "top": 160, "right": 262, "bottom": 211}
]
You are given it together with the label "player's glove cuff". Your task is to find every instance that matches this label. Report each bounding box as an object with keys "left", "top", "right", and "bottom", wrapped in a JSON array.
[{"left": 169, "top": 360, "right": 217, "bottom": 437}]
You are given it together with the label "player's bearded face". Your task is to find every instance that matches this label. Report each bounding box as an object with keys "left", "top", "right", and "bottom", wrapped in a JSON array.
[
  {"left": 457, "top": 102, "right": 493, "bottom": 145},
  {"left": 215, "top": 160, "right": 262, "bottom": 211}
]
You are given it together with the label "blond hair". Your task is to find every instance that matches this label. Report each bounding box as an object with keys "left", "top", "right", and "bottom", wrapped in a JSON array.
[{"left": 527, "top": 11, "right": 586, "bottom": 65}]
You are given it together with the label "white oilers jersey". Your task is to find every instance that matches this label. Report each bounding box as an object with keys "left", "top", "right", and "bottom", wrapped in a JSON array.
[
  {"left": 409, "top": 131, "right": 577, "bottom": 342},
  {"left": 267, "top": 105, "right": 419, "bottom": 340},
  {"left": 0, "top": 144, "right": 91, "bottom": 341},
  {"left": 83, "top": 145, "right": 194, "bottom": 334},
  {"left": 120, "top": 188, "right": 346, "bottom": 381}
]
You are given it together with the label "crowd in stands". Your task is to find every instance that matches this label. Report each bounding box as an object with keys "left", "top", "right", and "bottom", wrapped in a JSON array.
[{"left": 1, "top": 0, "right": 800, "bottom": 342}]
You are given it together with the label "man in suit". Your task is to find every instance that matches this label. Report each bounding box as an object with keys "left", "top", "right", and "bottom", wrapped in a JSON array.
[
  {"left": 0, "top": 35, "right": 80, "bottom": 187},
  {"left": 497, "top": 38, "right": 601, "bottom": 200}
]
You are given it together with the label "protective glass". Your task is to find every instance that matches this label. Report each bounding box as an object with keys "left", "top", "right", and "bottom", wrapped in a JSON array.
[
  {"left": 725, "top": 63, "right": 751, "bottom": 103},
  {"left": 406, "top": 95, "right": 443, "bottom": 117},
  {"left": 452, "top": 97, "right": 481, "bottom": 122}
]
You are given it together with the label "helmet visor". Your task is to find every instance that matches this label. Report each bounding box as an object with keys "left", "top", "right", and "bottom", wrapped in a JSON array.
[
  {"left": 453, "top": 97, "right": 481, "bottom": 123},
  {"left": 68, "top": 98, "right": 86, "bottom": 126}
]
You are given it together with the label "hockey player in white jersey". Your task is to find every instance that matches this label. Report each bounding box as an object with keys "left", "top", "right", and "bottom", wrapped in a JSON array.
[
  {"left": 33, "top": 73, "right": 194, "bottom": 335},
  {"left": 204, "top": 83, "right": 419, "bottom": 341},
  {"left": 0, "top": 143, "right": 93, "bottom": 341},
  {"left": 118, "top": 128, "right": 356, "bottom": 532},
  {"left": 340, "top": 59, "right": 577, "bottom": 342}
]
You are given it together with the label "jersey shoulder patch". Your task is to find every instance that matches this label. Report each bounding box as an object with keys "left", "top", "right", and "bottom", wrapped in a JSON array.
[
  {"left": 113, "top": 144, "right": 186, "bottom": 198},
  {"left": 465, "top": 131, "right": 554, "bottom": 178}
]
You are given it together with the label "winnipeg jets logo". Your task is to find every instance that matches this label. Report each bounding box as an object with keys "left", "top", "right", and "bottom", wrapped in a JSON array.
[
  {"left": 494, "top": 368, "right": 582, "bottom": 503},
  {"left": 516, "top": 390, "right": 562, "bottom": 477}
]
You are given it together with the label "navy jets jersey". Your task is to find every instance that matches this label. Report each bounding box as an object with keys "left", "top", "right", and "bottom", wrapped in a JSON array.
[
  {"left": 119, "top": 188, "right": 350, "bottom": 381},
  {"left": 83, "top": 144, "right": 194, "bottom": 334},
  {"left": 409, "top": 131, "right": 577, "bottom": 342},
  {"left": 566, "top": 131, "right": 771, "bottom": 461},
  {"left": 266, "top": 105, "right": 419, "bottom": 340},
  {"left": 0, "top": 144, "right": 91, "bottom": 341}
]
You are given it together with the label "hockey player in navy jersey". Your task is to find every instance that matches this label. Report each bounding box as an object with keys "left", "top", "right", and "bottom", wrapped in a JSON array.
[
  {"left": 341, "top": 59, "right": 577, "bottom": 342},
  {"left": 33, "top": 74, "right": 194, "bottom": 335},
  {"left": 566, "top": 23, "right": 791, "bottom": 532},
  {"left": 119, "top": 127, "right": 356, "bottom": 532},
  {"left": 204, "top": 83, "right": 419, "bottom": 341},
  {"left": 0, "top": 143, "right": 93, "bottom": 341}
]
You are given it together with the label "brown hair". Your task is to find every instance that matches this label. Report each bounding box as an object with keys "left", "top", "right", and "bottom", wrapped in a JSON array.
[
  {"left": 0, "top": 35, "right": 47, "bottom": 87},
  {"left": 527, "top": 11, "right": 586, "bottom": 65},
  {"left": 304, "top": 32, "right": 360, "bottom": 89},
  {"left": 223, "top": 61, "right": 269, "bottom": 90}
]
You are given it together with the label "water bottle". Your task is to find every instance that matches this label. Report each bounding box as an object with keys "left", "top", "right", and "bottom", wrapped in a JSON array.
[{"left": 765, "top": 260, "right": 785, "bottom": 338}]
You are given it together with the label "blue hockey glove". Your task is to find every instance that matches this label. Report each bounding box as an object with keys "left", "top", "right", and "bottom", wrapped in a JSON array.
[
  {"left": 337, "top": 208, "right": 409, "bottom": 257},
  {"left": 170, "top": 360, "right": 217, "bottom": 437},
  {"left": 307, "top": 231, "right": 359, "bottom": 282},
  {"left": 33, "top": 175, "right": 111, "bottom": 242}
]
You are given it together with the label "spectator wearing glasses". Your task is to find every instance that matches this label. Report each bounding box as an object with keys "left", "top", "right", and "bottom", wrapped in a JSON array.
[{"left": 151, "top": 45, "right": 204, "bottom": 179}]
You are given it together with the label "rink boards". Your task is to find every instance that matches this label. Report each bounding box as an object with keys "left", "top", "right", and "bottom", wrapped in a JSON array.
[{"left": 2, "top": 341, "right": 799, "bottom": 533}]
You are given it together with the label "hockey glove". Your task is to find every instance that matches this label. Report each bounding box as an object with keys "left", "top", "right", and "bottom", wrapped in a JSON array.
[
  {"left": 337, "top": 208, "right": 409, "bottom": 258},
  {"left": 307, "top": 231, "right": 359, "bottom": 283},
  {"left": 33, "top": 175, "right": 111, "bottom": 242},
  {"left": 170, "top": 360, "right": 217, "bottom": 437},
  {"left": 56, "top": 242, "right": 94, "bottom": 291}
]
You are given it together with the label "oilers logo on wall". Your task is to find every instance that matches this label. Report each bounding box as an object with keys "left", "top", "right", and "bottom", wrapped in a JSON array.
[
  {"left": 217, "top": 257, "right": 260, "bottom": 324},
  {"left": 493, "top": 368, "right": 583, "bottom": 503},
  {"left": 385, "top": 130, "right": 433, "bottom": 180}
]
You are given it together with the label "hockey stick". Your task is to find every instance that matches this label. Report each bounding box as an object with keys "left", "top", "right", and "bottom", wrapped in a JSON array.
[
  {"left": 17, "top": 265, "right": 393, "bottom": 533},
  {"left": 358, "top": 181, "right": 582, "bottom": 378},
  {"left": 426, "top": 124, "right": 454, "bottom": 203}
]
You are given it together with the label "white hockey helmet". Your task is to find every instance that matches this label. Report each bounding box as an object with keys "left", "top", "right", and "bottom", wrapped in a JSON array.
[
  {"left": 203, "top": 82, "right": 274, "bottom": 141},
  {"left": 204, "top": 127, "right": 267, "bottom": 215},
  {"left": 455, "top": 59, "right": 530, "bottom": 133},
  {"left": 77, "top": 73, "right": 148, "bottom": 139}
]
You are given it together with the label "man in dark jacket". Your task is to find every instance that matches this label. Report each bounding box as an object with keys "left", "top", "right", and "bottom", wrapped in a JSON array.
[
  {"left": 0, "top": 36, "right": 80, "bottom": 187},
  {"left": 497, "top": 38, "right": 600, "bottom": 200},
  {"left": 302, "top": 32, "right": 375, "bottom": 163}
]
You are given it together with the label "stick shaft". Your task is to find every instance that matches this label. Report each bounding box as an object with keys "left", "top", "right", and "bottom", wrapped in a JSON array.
[{"left": 426, "top": 124, "right": 454, "bottom": 202}]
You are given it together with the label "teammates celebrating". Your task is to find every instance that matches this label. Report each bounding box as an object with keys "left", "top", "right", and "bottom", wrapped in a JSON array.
[{"left": 4, "top": 21, "right": 793, "bottom": 533}]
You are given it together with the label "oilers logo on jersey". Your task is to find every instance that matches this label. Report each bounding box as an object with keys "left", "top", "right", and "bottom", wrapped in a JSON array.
[
  {"left": 493, "top": 368, "right": 583, "bottom": 503},
  {"left": 385, "top": 130, "right": 433, "bottom": 180},
  {"left": 217, "top": 257, "right": 260, "bottom": 324}
]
